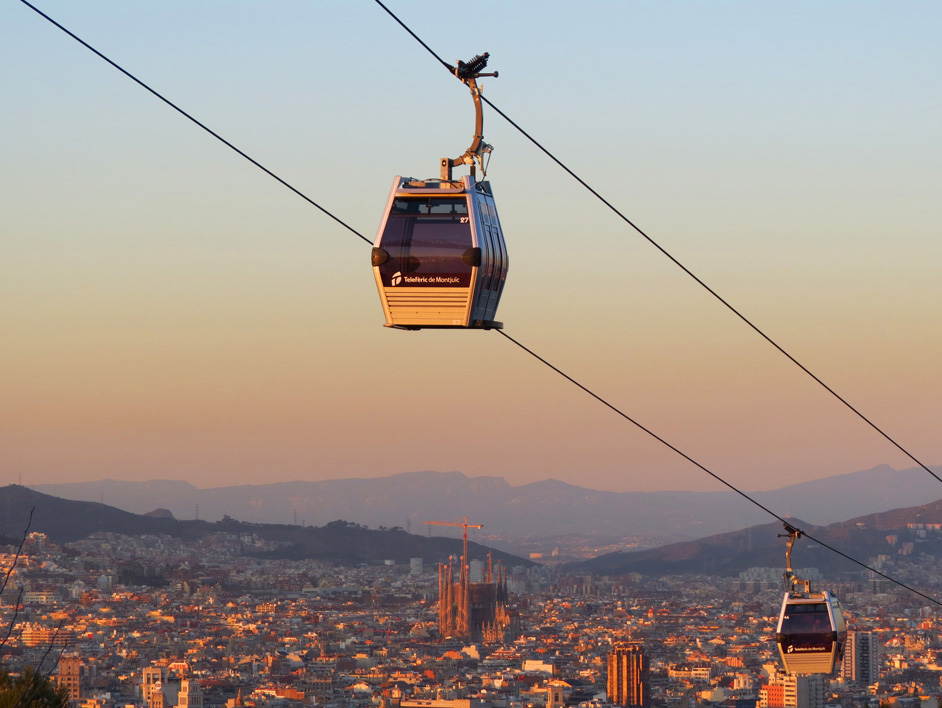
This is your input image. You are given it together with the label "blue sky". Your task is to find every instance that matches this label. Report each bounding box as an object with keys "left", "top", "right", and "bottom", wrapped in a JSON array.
[{"left": 2, "top": 1, "right": 941, "bottom": 493}]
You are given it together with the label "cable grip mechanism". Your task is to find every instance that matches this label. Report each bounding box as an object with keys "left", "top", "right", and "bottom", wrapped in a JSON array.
[
  {"left": 441, "top": 52, "right": 498, "bottom": 181},
  {"left": 779, "top": 522, "right": 811, "bottom": 594}
]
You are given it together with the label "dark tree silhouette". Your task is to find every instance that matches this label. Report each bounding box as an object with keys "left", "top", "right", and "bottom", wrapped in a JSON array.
[
  {"left": 2, "top": 509, "right": 69, "bottom": 708},
  {"left": 0, "top": 666, "right": 69, "bottom": 708}
]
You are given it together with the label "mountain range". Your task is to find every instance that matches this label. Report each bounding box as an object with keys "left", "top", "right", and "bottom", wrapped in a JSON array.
[
  {"left": 5, "top": 483, "right": 942, "bottom": 581},
  {"left": 565, "top": 497, "right": 942, "bottom": 579},
  {"left": 0, "top": 485, "right": 531, "bottom": 568},
  {"left": 31, "top": 465, "right": 942, "bottom": 545}
]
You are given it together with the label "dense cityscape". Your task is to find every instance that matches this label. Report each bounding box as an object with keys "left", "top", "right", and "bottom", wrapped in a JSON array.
[{"left": 2, "top": 528, "right": 941, "bottom": 708}]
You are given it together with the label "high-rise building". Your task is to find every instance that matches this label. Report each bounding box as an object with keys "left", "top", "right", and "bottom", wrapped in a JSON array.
[
  {"left": 842, "top": 631, "right": 878, "bottom": 686},
  {"left": 410, "top": 558, "right": 423, "bottom": 576},
  {"left": 142, "top": 666, "right": 167, "bottom": 708},
  {"left": 607, "top": 643, "right": 648, "bottom": 707},
  {"left": 759, "top": 670, "right": 824, "bottom": 708},
  {"left": 178, "top": 679, "right": 204, "bottom": 708},
  {"left": 57, "top": 656, "right": 81, "bottom": 701}
]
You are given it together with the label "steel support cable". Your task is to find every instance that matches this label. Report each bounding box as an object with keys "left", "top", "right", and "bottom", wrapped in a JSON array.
[
  {"left": 371, "top": 0, "right": 942, "bottom": 491},
  {"left": 16, "top": 0, "right": 940, "bottom": 608},
  {"left": 16, "top": 0, "right": 372, "bottom": 246},
  {"left": 496, "top": 329, "right": 942, "bottom": 607},
  {"left": 372, "top": 0, "right": 454, "bottom": 72}
]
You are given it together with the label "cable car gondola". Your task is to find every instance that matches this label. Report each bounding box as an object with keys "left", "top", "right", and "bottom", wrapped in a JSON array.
[
  {"left": 775, "top": 524, "right": 847, "bottom": 675},
  {"left": 371, "top": 53, "right": 508, "bottom": 330},
  {"left": 776, "top": 589, "right": 846, "bottom": 675},
  {"left": 372, "top": 175, "right": 507, "bottom": 329}
]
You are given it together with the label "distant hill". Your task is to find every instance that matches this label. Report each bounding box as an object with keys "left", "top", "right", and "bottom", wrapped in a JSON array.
[
  {"left": 0, "top": 485, "right": 183, "bottom": 542},
  {"left": 0, "top": 485, "right": 531, "bottom": 568},
  {"left": 31, "top": 465, "right": 942, "bottom": 544},
  {"left": 8, "top": 484, "right": 942, "bottom": 580},
  {"left": 563, "top": 498, "right": 942, "bottom": 578}
]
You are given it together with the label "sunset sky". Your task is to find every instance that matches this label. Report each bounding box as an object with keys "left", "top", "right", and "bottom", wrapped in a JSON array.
[{"left": 3, "top": 1, "right": 940, "bottom": 496}]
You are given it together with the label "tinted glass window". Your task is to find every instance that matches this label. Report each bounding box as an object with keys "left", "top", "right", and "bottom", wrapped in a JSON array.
[
  {"left": 378, "top": 197, "right": 473, "bottom": 287},
  {"left": 780, "top": 603, "right": 831, "bottom": 634},
  {"left": 479, "top": 201, "right": 491, "bottom": 226}
]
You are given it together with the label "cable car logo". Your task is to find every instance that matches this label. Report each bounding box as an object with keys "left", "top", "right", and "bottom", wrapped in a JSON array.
[{"left": 391, "top": 271, "right": 403, "bottom": 286}]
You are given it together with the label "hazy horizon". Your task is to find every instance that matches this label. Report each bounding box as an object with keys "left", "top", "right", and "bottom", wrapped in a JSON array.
[{"left": 19, "top": 462, "right": 911, "bottom": 496}]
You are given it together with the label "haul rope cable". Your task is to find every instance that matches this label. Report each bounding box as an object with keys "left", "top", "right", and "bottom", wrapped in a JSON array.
[
  {"left": 13, "top": 0, "right": 372, "bottom": 246},
  {"left": 496, "top": 330, "right": 942, "bottom": 607},
  {"left": 14, "top": 0, "right": 942, "bottom": 607},
  {"left": 371, "top": 0, "right": 942, "bottom": 491}
]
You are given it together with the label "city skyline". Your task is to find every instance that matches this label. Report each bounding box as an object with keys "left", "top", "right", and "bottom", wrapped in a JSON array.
[
  {"left": 3, "top": 2, "right": 940, "bottom": 494},
  {"left": 2, "top": 528, "right": 934, "bottom": 708}
]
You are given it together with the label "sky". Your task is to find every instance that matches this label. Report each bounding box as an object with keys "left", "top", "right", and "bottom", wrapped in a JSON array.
[{"left": 2, "top": 1, "right": 940, "bottom": 495}]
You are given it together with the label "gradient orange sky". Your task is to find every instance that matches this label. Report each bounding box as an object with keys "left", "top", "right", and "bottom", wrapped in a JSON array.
[{"left": 2, "top": 1, "right": 941, "bottom": 494}]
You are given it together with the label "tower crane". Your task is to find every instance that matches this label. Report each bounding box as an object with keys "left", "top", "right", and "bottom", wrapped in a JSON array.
[{"left": 423, "top": 517, "right": 483, "bottom": 563}]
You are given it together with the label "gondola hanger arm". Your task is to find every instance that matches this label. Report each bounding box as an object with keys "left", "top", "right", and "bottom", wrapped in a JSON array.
[
  {"left": 441, "top": 53, "right": 497, "bottom": 181},
  {"left": 779, "top": 522, "right": 810, "bottom": 593}
]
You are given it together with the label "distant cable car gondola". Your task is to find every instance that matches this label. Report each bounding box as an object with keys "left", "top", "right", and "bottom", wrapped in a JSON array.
[
  {"left": 371, "top": 53, "right": 508, "bottom": 329},
  {"left": 775, "top": 524, "right": 847, "bottom": 675}
]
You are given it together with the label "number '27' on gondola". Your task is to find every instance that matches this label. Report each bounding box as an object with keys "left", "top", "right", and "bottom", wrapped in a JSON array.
[{"left": 371, "top": 175, "right": 508, "bottom": 330}]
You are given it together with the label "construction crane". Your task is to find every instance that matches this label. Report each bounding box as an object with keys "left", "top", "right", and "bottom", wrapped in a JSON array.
[{"left": 423, "top": 517, "right": 483, "bottom": 563}]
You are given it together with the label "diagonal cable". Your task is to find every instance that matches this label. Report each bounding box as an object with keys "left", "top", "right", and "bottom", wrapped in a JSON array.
[
  {"left": 372, "top": 0, "right": 453, "bottom": 72},
  {"left": 496, "top": 329, "right": 942, "bottom": 607},
  {"left": 16, "top": 0, "right": 372, "bottom": 246},
  {"left": 371, "top": 0, "right": 942, "bottom": 490}
]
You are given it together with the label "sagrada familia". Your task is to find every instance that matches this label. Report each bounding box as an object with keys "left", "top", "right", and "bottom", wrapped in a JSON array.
[{"left": 436, "top": 552, "right": 515, "bottom": 642}]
